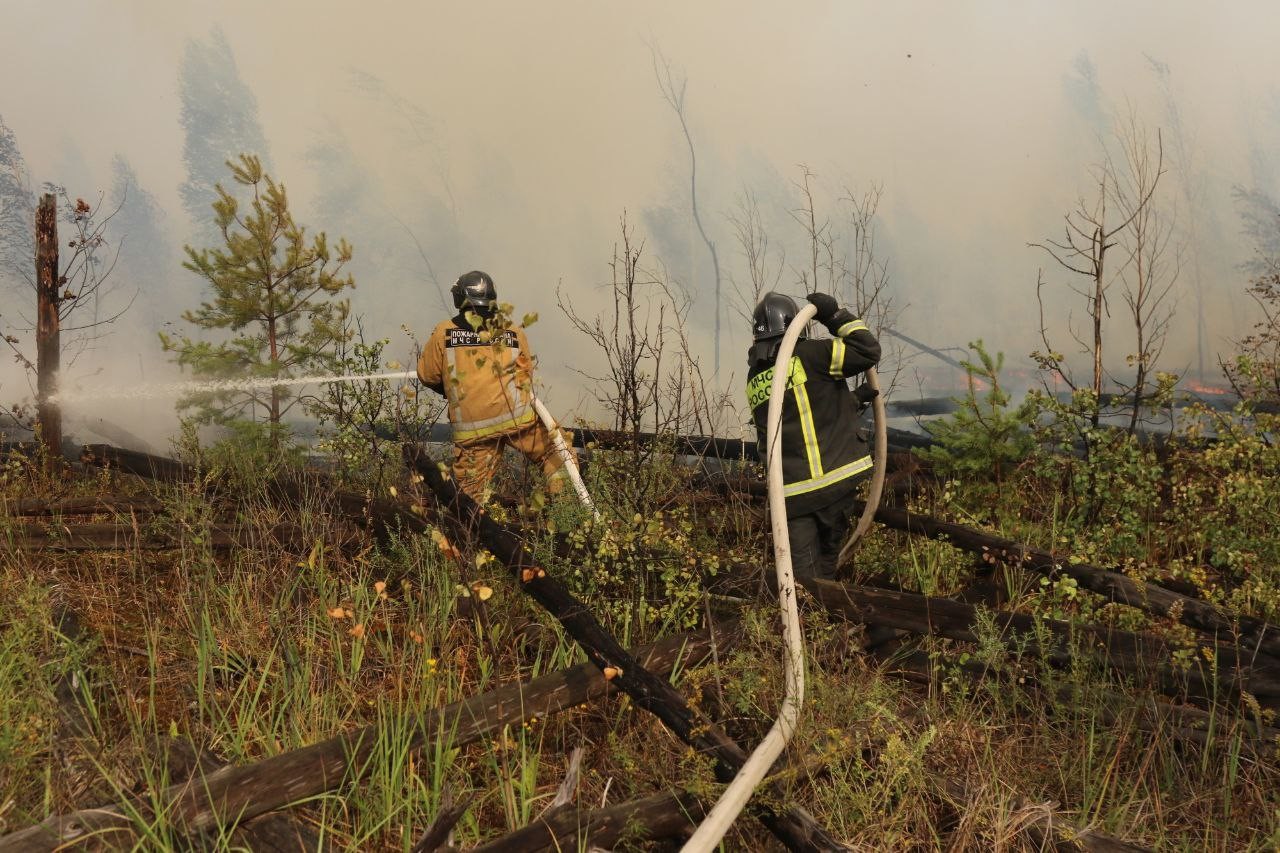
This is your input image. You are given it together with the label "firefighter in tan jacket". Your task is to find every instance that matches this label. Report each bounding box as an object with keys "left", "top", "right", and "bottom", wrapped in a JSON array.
[{"left": 418, "top": 271, "right": 569, "bottom": 500}]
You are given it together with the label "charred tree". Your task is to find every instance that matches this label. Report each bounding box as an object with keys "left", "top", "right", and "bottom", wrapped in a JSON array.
[{"left": 35, "top": 193, "right": 59, "bottom": 461}]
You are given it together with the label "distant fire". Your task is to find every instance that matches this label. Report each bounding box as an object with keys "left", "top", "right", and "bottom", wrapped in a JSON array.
[{"left": 1181, "top": 379, "right": 1233, "bottom": 397}]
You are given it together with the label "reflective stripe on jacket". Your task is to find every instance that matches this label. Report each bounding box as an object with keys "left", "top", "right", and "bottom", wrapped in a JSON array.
[
  {"left": 418, "top": 316, "right": 537, "bottom": 444},
  {"left": 746, "top": 316, "right": 880, "bottom": 516}
]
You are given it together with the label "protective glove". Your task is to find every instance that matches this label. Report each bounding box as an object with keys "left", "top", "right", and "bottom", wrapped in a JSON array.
[
  {"left": 806, "top": 292, "right": 840, "bottom": 324},
  {"left": 854, "top": 382, "right": 880, "bottom": 407}
]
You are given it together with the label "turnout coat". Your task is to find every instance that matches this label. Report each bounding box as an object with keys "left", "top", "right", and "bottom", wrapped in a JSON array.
[
  {"left": 746, "top": 315, "right": 881, "bottom": 516},
  {"left": 418, "top": 314, "right": 538, "bottom": 444}
]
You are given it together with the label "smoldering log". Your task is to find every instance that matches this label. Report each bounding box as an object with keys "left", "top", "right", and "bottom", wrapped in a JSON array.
[
  {"left": 0, "top": 626, "right": 728, "bottom": 852},
  {"left": 796, "top": 577, "right": 1280, "bottom": 708},
  {"left": 404, "top": 444, "right": 849, "bottom": 853},
  {"left": 469, "top": 790, "right": 707, "bottom": 853}
]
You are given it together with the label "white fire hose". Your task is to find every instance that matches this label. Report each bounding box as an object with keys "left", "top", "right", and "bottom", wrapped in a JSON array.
[
  {"left": 681, "top": 303, "right": 817, "bottom": 853},
  {"left": 531, "top": 395, "right": 600, "bottom": 520},
  {"left": 839, "top": 364, "right": 886, "bottom": 569}
]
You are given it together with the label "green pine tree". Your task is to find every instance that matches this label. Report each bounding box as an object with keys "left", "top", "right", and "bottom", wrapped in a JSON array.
[
  {"left": 923, "top": 340, "right": 1037, "bottom": 484},
  {"left": 161, "top": 154, "right": 354, "bottom": 431}
]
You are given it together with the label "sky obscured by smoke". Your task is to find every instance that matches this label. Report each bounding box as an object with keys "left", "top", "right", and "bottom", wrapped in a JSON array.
[{"left": 2, "top": 1, "right": 1279, "bottom": 444}]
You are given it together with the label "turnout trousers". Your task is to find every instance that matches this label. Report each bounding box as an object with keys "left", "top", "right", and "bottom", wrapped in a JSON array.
[
  {"left": 786, "top": 489, "right": 859, "bottom": 582},
  {"left": 452, "top": 420, "right": 572, "bottom": 501}
]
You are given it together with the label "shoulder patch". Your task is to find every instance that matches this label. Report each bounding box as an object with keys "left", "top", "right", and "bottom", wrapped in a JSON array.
[
  {"left": 746, "top": 356, "right": 808, "bottom": 410},
  {"left": 445, "top": 328, "right": 521, "bottom": 349}
]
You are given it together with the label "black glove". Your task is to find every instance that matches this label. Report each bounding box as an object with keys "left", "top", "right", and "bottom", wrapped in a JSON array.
[
  {"left": 806, "top": 292, "right": 840, "bottom": 324},
  {"left": 854, "top": 383, "right": 880, "bottom": 406}
]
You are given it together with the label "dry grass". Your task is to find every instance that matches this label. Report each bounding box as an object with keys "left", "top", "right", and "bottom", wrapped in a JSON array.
[{"left": 0, "top": 447, "right": 1277, "bottom": 851}]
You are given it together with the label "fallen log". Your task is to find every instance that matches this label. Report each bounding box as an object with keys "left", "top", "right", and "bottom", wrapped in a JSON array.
[
  {"left": 152, "top": 736, "right": 331, "bottom": 853},
  {"left": 410, "top": 791, "right": 474, "bottom": 853},
  {"left": 7, "top": 521, "right": 308, "bottom": 552},
  {"left": 707, "top": 474, "right": 1280, "bottom": 657},
  {"left": 81, "top": 443, "right": 191, "bottom": 482},
  {"left": 2, "top": 494, "right": 166, "bottom": 517},
  {"left": 856, "top": 502, "right": 1280, "bottom": 660},
  {"left": 0, "top": 627, "right": 728, "bottom": 852},
  {"left": 875, "top": 646, "right": 1280, "bottom": 761},
  {"left": 264, "top": 475, "right": 434, "bottom": 544},
  {"left": 470, "top": 790, "right": 706, "bottom": 853},
  {"left": 796, "top": 578, "right": 1280, "bottom": 709},
  {"left": 78, "top": 444, "right": 436, "bottom": 546},
  {"left": 405, "top": 445, "right": 849, "bottom": 853}
]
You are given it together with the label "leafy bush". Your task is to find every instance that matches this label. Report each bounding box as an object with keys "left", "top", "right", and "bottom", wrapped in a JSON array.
[{"left": 548, "top": 505, "right": 719, "bottom": 636}]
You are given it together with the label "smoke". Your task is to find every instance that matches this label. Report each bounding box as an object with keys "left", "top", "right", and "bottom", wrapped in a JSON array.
[{"left": 1, "top": 1, "right": 1278, "bottom": 446}]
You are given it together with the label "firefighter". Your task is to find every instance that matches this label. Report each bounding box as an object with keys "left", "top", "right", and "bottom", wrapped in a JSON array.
[
  {"left": 418, "top": 271, "right": 569, "bottom": 500},
  {"left": 746, "top": 291, "right": 881, "bottom": 580}
]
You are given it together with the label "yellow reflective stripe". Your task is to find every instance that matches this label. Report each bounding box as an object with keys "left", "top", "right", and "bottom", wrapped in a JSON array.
[
  {"left": 829, "top": 339, "right": 846, "bottom": 378},
  {"left": 452, "top": 406, "right": 535, "bottom": 441},
  {"left": 792, "top": 383, "right": 823, "bottom": 479},
  {"left": 837, "top": 318, "right": 868, "bottom": 336},
  {"left": 783, "top": 454, "right": 873, "bottom": 498}
]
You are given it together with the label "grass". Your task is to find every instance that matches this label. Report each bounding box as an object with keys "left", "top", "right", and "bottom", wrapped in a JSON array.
[{"left": 0, "top": 440, "right": 1277, "bottom": 851}]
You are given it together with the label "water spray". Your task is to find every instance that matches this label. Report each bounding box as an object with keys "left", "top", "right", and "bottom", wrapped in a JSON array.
[
  {"left": 48, "top": 370, "right": 421, "bottom": 405},
  {"left": 52, "top": 368, "right": 602, "bottom": 516}
]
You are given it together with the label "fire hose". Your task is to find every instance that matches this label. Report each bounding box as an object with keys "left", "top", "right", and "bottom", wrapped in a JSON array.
[
  {"left": 681, "top": 302, "right": 816, "bottom": 852},
  {"left": 683, "top": 302, "right": 886, "bottom": 850},
  {"left": 839, "top": 363, "right": 886, "bottom": 569},
  {"left": 532, "top": 395, "right": 600, "bottom": 519}
]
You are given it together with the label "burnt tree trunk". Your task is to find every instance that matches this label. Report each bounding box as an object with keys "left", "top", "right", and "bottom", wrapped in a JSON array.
[
  {"left": 405, "top": 445, "right": 848, "bottom": 853},
  {"left": 35, "top": 193, "right": 60, "bottom": 462},
  {"left": 0, "top": 627, "right": 726, "bottom": 852}
]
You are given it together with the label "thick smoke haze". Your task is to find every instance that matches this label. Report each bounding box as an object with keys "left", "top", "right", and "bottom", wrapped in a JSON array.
[{"left": 2, "top": 1, "right": 1279, "bottom": 446}]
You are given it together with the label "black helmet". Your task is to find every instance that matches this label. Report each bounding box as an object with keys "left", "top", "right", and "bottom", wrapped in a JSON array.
[
  {"left": 452, "top": 270, "right": 498, "bottom": 316},
  {"left": 752, "top": 292, "right": 800, "bottom": 341}
]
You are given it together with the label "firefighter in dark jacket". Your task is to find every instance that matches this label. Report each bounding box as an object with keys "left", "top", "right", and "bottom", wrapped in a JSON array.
[{"left": 746, "top": 291, "right": 881, "bottom": 580}]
